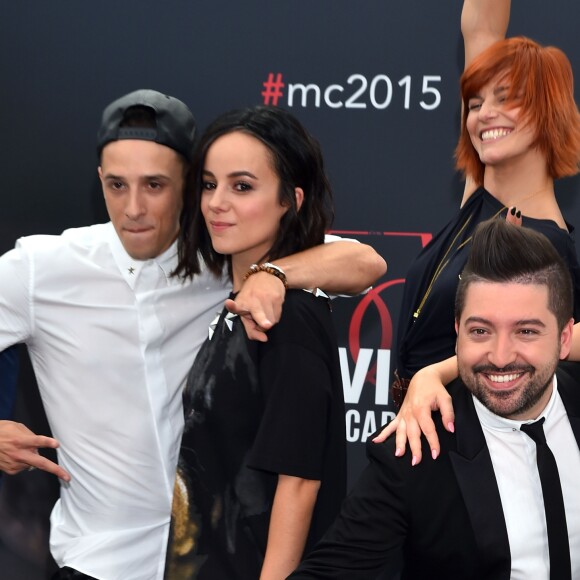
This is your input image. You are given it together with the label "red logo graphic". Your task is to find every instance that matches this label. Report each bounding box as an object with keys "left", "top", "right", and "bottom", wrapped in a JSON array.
[
  {"left": 261, "top": 73, "right": 285, "bottom": 106},
  {"left": 330, "top": 230, "right": 433, "bottom": 387}
]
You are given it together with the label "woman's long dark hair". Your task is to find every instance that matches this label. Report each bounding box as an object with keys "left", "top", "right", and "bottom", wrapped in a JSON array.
[{"left": 175, "top": 106, "right": 334, "bottom": 279}]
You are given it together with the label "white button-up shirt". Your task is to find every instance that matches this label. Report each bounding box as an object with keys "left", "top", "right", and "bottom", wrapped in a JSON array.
[
  {"left": 475, "top": 378, "right": 580, "bottom": 579},
  {"left": 0, "top": 222, "right": 228, "bottom": 579}
]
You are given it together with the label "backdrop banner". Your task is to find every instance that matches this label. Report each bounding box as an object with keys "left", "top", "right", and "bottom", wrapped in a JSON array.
[{"left": 1, "top": 1, "right": 580, "bottom": 577}]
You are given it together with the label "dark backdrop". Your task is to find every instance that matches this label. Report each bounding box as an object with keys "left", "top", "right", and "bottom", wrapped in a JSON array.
[{"left": 2, "top": 1, "right": 580, "bottom": 577}]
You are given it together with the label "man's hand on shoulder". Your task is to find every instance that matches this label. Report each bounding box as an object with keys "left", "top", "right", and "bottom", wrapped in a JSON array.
[
  {"left": 0, "top": 420, "right": 71, "bottom": 481},
  {"left": 227, "top": 270, "right": 286, "bottom": 342}
]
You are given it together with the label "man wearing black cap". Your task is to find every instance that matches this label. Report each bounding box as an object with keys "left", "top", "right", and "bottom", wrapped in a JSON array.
[{"left": 0, "top": 89, "right": 385, "bottom": 580}]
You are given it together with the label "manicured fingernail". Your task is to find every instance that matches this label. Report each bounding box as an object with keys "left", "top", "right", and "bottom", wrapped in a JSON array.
[
  {"left": 432, "top": 449, "right": 438, "bottom": 460},
  {"left": 510, "top": 207, "right": 516, "bottom": 215},
  {"left": 395, "top": 447, "right": 402, "bottom": 457},
  {"left": 516, "top": 210, "right": 521, "bottom": 219},
  {"left": 448, "top": 422, "right": 455, "bottom": 433},
  {"left": 412, "top": 456, "right": 418, "bottom": 466}
]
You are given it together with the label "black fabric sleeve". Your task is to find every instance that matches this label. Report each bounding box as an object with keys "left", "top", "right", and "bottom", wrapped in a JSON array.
[{"left": 247, "top": 291, "right": 336, "bottom": 480}]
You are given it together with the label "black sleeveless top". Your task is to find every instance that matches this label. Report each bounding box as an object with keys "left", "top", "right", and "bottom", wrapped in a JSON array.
[{"left": 395, "top": 187, "right": 580, "bottom": 380}]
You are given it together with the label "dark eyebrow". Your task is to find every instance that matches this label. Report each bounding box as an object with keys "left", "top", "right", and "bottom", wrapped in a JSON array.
[
  {"left": 514, "top": 319, "right": 546, "bottom": 328},
  {"left": 202, "top": 169, "right": 259, "bottom": 180},
  {"left": 229, "top": 170, "right": 258, "bottom": 179},
  {"left": 144, "top": 174, "right": 171, "bottom": 181},
  {"left": 102, "top": 173, "right": 124, "bottom": 180},
  {"left": 464, "top": 316, "right": 491, "bottom": 325},
  {"left": 102, "top": 173, "right": 170, "bottom": 181},
  {"left": 464, "top": 316, "right": 546, "bottom": 328}
]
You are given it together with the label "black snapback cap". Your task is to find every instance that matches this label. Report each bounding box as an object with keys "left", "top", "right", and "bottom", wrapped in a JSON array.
[{"left": 96, "top": 89, "right": 196, "bottom": 160}]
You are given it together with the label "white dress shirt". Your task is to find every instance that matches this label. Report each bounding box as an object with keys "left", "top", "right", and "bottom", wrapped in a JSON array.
[
  {"left": 474, "top": 378, "right": 580, "bottom": 579},
  {"left": 0, "top": 222, "right": 228, "bottom": 579}
]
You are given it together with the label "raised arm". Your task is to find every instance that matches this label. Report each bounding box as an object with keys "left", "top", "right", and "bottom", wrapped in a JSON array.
[
  {"left": 461, "top": 0, "right": 511, "bottom": 204},
  {"left": 462, "top": 0, "right": 511, "bottom": 69}
]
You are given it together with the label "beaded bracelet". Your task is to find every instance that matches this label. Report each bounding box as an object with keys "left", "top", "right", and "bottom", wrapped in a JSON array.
[{"left": 243, "top": 262, "right": 288, "bottom": 289}]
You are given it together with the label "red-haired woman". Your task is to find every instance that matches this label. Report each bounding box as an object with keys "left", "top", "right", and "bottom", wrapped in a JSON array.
[
  {"left": 391, "top": 0, "right": 580, "bottom": 412},
  {"left": 381, "top": 0, "right": 580, "bottom": 462}
]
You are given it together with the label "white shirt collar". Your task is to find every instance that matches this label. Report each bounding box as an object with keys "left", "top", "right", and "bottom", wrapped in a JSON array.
[{"left": 106, "top": 222, "right": 179, "bottom": 289}]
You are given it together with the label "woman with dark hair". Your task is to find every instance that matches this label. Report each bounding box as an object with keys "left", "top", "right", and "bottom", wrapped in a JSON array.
[
  {"left": 378, "top": 0, "right": 580, "bottom": 459},
  {"left": 165, "top": 106, "right": 346, "bottom": 580}
]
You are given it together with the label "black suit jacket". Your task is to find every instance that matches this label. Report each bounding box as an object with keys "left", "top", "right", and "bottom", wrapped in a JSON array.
[{"left": 289, "top": 362, "right": 580, "bottom": 580}]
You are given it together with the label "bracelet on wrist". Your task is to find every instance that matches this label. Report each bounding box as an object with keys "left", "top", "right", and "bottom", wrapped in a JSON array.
[{"left": 243, "top": 262, "right": 288, "bottom": 289}]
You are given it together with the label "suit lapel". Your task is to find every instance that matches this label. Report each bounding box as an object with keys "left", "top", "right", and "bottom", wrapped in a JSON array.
[
  {"left": 448, "top": 382, "right": 511, "bottom": 580},
  {"left": 556, "top": 363, "right": 580, "bottom": 446}
]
